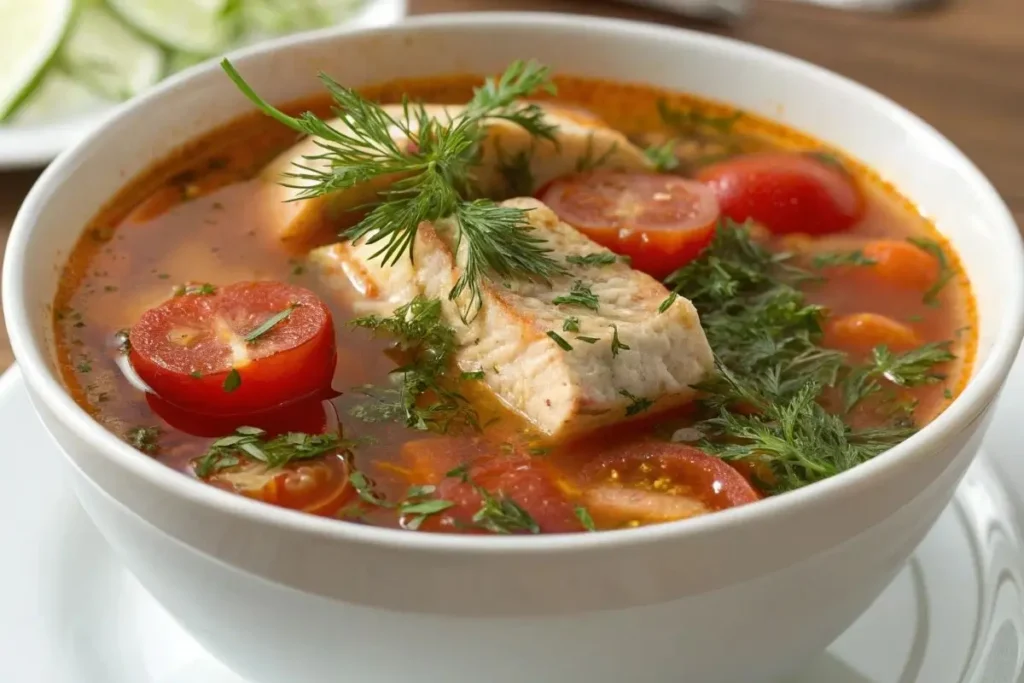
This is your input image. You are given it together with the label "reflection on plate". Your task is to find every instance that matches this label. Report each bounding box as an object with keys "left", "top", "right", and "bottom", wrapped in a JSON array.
[
  {"left": 0, "top": 351, "right": 1022, "bottom": 681},
  {"left": 0, "top": 0, "right": 406, "bottom": 171}
]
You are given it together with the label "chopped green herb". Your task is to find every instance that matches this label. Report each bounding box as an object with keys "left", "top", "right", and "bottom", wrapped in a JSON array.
[
  {"left": 76, "top": 359, "right": 92, "bottom": 373},
  {"left": 907, "top": 237, "right": 955, "bottom": 306},
  {"left": 244, "top": 305, "right": 296, "bottom": 342},
  {"left": 350, "top": 296, "right": 479, "bottom": 433},
  {"left": 547, "top": 330, "right": 573, "bottom": 351},
  {"left": 575, "top": 133, "right": 618, "bottom": 172},
  {"left": 576, "top": 335, "right": 599, "bottom": 344},
  {"left": 190, "top": 370, "right": 203, "bottom": 379},
  {"left": 574, "top": 505, "right": 597, "bottom": 531},
  {"left": 552, "top": 280, "right": 599, "bottom": 311},
  {"left": 174, "top": 282, "right": 217, "bottom": 297},
  {"left": 841, "top": 342, "right": 955, "bottom": 413},
  {"left": 610, "top": 325, "right": 630, "bottom": 357},
  {"left": 495, "top": 144, "right": 535, "bottom": 197},
  {"left": 126, "top": 426, "right": 161, "bottom": 454},
  {"left": 658, "top": 292, "right": 678, "bottom": 313},
  {"left": 157, "top": 273, "right": 170, "bottom": 280},
  {"left": 944, "top": 388, "right": 953, "bottom": 399},
  {"left": 619, "top": 389, "right": 654, "bottom": 416},
  {"left": 566, "top": 253, "right": 618, "bottom": 267},
  {"left": 657, "top": 99, "right": 743, "bottom": 134},
  {"left": 528, "top": 446, "right": 550, "bottom": 456},
  {"left": 104, "top": 285, "right": 118, "bottom": 293},
  {"left": 349, "top": 470, "right": 393, "bottom": 508},
  {"left": 460, "top": 370, "right": 486, "bottom": 381},
  {"left": 644, "top": 139, "right": 680, "bottom": 172},
  {"left": 563, "top": 316, "right": 581, "bottom": 332},
  {"left": 193, "top": 427, "right": 344, "bottom": 478},
  {"left": 223, "top": 368, "right": 242, "bottom": 392},
  {"left": 472, "top": 488, "right": 540, "bottom": 534},
  {"left": 807, "top": 151, "right": 844, "bottom": 169},
  {"left": 812, "top": 250, "right": 877, "bottom": 269},
  {"left": 667, "top": 222, "right": 941, "bottom": 491}
]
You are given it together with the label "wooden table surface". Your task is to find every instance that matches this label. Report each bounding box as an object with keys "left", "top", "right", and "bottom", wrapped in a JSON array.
[{"left": 0, "top": 0, "right": 1020, "bottom": 371}]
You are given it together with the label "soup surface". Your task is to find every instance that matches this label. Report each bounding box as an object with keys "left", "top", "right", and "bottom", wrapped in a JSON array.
[{"left": 53, "top": 62, "right": 976, "bottom": 534}]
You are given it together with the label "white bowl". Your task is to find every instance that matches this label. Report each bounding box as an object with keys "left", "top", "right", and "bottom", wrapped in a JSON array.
[{"left": 5, "top": 13, "right": 1023, "bottom": 683}]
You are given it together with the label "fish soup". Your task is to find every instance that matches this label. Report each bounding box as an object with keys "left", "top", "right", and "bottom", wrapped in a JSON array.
[{"left": 52, "top": 62, "right": 975, "bottom": 534}]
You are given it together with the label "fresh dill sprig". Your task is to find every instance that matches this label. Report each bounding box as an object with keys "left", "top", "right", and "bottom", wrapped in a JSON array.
[
  {"left": 669, "top": 222, "right": 954, "bottom": 491},
  {"left": 221, "top": 58, "right": 566, "bottom": 319},
  {"left": 841, "top": 341, "right": 956, "bottom": 413},
  {"left": 349, "top": 296, "right": 479, "bottom": 433}
]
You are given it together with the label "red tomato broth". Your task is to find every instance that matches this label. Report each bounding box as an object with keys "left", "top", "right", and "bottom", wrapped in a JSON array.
[{"left": 50, "top": 73, "right": 976, "bottom": 533}]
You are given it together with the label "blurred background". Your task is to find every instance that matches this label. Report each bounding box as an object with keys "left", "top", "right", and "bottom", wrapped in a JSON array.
[{"left": 0, "top": 0, "right": 1020, "bottom": 370}]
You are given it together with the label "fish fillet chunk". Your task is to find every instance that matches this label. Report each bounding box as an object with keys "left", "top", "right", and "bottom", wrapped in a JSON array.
[
  {"left": 310, "top": 198, "right": 713, "bottom": 440},
  {"left": 261, "top": 103, "right": 651, "bottom": 242}
]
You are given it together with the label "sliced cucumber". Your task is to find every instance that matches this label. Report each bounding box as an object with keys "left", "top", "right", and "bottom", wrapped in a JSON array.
[
  {"left": 105, "top": 0, "right": 235, "bottom": 55},
  {"left": 9, "top": 68, "right": 114, "bottom": 126},
  {"left": 165, "top": 51, "right": 211, "bottom": 77},
  {"left": 62, "top": 3, "right": 165, "bottom": 101},
  {"left": 0, "top": 0, "right": 76, "bottom": 120},
  {"left": 240, "top": 0, "right": 365, "bottom": 43}
]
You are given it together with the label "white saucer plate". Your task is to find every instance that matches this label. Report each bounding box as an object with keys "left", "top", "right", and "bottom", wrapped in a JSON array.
[
  {"left": 2, "top": 344, "right": 1023, "bottom": 682},
  {"left": 0, "top": 0, "right": 407, "bottom": 171}
]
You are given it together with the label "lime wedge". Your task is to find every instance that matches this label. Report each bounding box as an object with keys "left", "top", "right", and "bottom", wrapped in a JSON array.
[
  {"left": 9, "top": 68, "right": 114, "bottom": 126},
  {"left": 106, "top": 0, "right": 235, "bottom": 55},
  {"left": 0, "top": 0, "right": 76, "bottom": 120},
  {"left": 62, "top": 4, "right": 166, "bottom": 101}
]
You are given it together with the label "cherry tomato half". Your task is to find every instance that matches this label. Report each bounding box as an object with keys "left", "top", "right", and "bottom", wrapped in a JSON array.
[
  {"left": 539, "top": 171, "right": 720, "bottom": 279},
  {"left": 578, "top": 441, "right": 760, "bottom": 527},
  {"left": 206, "top": 453, "right": 352, "bottom": 517},
  {"left": 402, "top": 438, "right": 584, "bottom": 534},
  {"left": 130, "top": 281, "right": 337, "bottom": 416},
  {"left": 698, "top": 153, "right": 864, "bottom": 235}
]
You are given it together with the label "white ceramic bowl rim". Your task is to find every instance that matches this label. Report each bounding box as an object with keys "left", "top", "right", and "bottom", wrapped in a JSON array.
[{"left": 6, "top": 12, "right": 1023, "bottom": 556}]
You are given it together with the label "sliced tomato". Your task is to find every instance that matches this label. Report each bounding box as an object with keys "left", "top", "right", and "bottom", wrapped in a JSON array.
[
  {"left": 129, "top": 281, "right": 336, "bottom": 416},
  {"left": 539, "top": 171, "right": 720, "bottom": 279},
  {"left": 402, "top": 437, "right": 584, "bottom": 534},
  {"left": 146, "top": 392, "right": 340, "bottom": 438},
  {"left": 578, "top": 441, "right": 760, "bottom": 527},
  {"left": 206, "top": 453, "right": 352, "bottom": 517},
  {"left": 698, "top": 153, "right": 864, "bottom": 235}
]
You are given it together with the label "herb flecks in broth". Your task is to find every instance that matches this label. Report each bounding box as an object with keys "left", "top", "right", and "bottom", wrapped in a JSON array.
[
  {"left": 348, "top": 296, "right": 479, "bottom": 433},
  {"left": 222, "top": 59, "right": 567, "bottom": 319}
]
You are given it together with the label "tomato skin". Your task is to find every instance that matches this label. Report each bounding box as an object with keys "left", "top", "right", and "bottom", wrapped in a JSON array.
[
  {"left": 539, "top": 171, "right": 720, "bottom": 279},
  {"left": 402, "top": 438, "right": 584, "bottom": 534},
  {"left": 208, "top": 453, "right": 352, "bottom": 518},
  {"left": 698, "top": 153, "right": 863, "bottom": 235},
  {"left": 579, "top": 441, "right": 760, "bottom": 526},
  {"left": 130, "top": 281, "right": 337, "bottom": 416}
]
